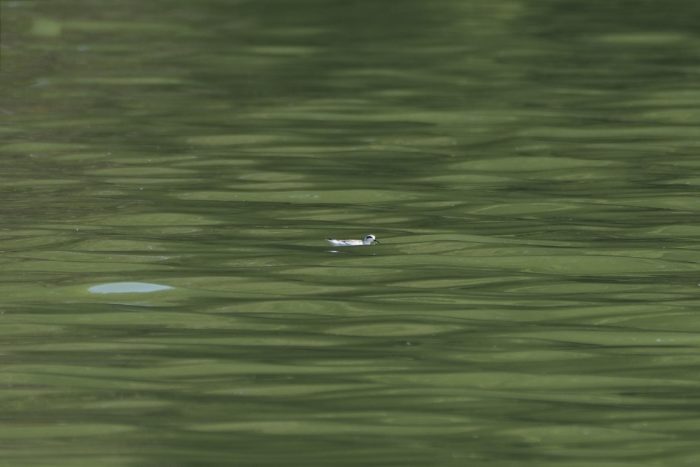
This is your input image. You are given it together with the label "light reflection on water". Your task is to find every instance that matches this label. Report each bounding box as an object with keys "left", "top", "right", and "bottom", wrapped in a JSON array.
[{"left": 3, "top": 0, "right": 700, "bottom": 465}]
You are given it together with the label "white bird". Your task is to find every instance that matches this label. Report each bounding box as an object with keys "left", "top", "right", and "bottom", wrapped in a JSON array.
[{"left": 326, "top": 234, "right": 379, "bottom": 247}]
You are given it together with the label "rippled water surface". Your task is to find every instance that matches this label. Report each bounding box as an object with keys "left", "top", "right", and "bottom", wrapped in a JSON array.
[{"left": 4, "top": 0, "right": 700, "bottom": 465}]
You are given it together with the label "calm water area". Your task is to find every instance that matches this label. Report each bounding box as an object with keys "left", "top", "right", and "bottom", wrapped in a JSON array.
[{"left": 3, "top": 0, "right": 700, "bottom": 465}]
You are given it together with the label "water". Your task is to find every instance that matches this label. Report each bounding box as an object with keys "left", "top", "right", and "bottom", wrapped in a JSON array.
[{"left": 3, "top": 0, "right": 700, "bottom": 465}]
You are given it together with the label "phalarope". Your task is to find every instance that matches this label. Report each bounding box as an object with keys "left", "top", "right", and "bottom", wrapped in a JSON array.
[{"left": 326, "top": 234, "right": 379, "bottom": 247}]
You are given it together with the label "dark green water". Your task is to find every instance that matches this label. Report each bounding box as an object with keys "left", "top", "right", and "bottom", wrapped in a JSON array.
[{"left": 3, "top": 0, "right": 700, "bottom": 465}]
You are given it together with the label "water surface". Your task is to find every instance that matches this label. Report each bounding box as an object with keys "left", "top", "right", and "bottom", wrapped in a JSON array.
[{"left": 3, "top": 0, "right": 700, "bottom": 465}]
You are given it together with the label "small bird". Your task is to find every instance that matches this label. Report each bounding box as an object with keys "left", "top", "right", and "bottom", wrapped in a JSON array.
[{"left": 326, "top": 234, "right": 379, "bottom": 247}]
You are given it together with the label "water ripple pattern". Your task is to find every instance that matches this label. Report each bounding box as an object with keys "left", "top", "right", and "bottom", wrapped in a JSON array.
[{"left": 3, "top": 1, "right": 700, "bottom": 466}]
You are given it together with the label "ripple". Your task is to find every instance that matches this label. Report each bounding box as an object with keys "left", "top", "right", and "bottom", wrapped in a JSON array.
[{"left": 88, "top": 282, "right": 173, "bottom": 294}]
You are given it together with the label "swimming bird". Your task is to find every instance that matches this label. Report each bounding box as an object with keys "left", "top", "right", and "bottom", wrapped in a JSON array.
[{"left": 326, "top": 234, "right": 379, "bottom": 247}]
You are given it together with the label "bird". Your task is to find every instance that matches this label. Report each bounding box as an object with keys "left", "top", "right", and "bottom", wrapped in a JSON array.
[{"left": 326, "top": 234, "right": 379, "bottom": 247}]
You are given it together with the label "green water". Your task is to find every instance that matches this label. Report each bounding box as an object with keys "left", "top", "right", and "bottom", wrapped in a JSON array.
[{"left": 3, "top": 0, "right": 700, "bottom": 465}]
